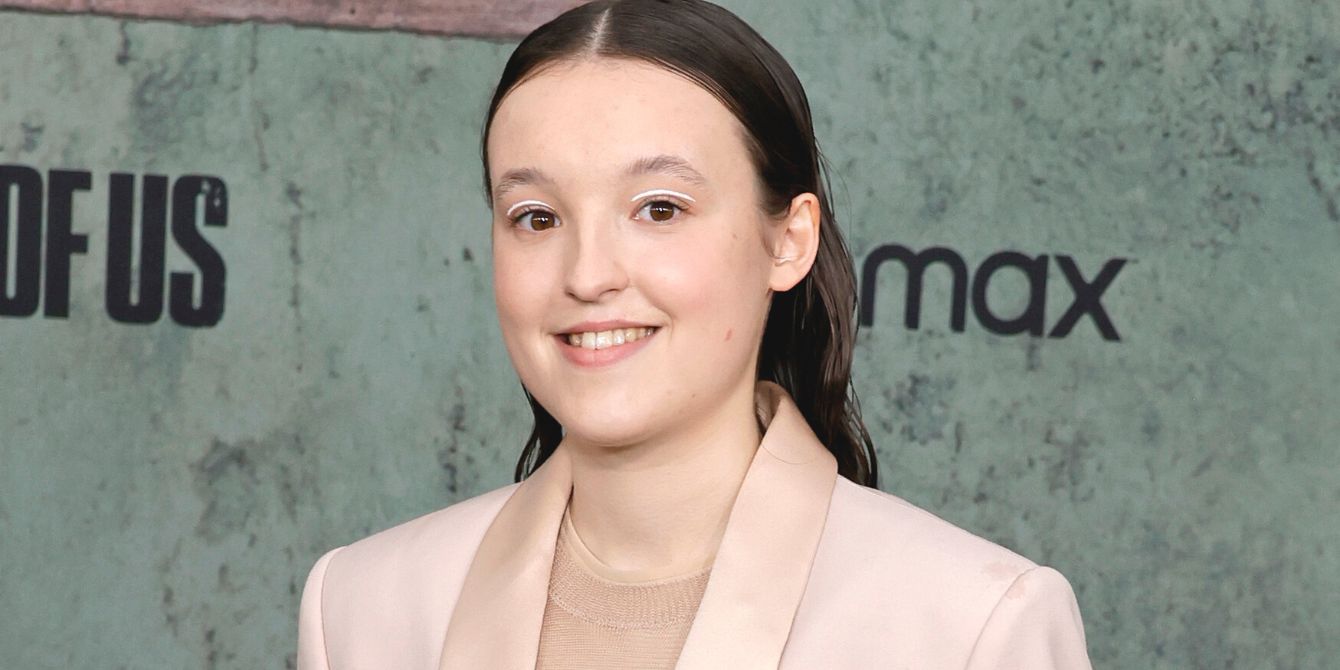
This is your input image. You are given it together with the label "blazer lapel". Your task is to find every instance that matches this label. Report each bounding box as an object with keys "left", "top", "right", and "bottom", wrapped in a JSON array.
[
  {"left": 437, "top": 443, "right": 572, "bottom": 669},
  {"left": 437, "top": 381, "right": 839, "bottom": 670},
  {"left": 673, "top": 382, "right": 839, "bottom": 669}
]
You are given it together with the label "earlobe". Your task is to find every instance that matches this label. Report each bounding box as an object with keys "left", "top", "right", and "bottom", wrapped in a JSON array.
[{"left": 768, "top": 193, "right": 821, "bottom": 291}]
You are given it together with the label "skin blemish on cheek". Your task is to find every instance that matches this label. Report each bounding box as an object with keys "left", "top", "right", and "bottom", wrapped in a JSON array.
[{"left": 725, "top": 328, "right": 733, "bottom": 341}]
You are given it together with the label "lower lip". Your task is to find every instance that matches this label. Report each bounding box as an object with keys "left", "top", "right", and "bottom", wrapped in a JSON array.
[{"left": 555, "top": 329, "right": 658, "bottom": 368}]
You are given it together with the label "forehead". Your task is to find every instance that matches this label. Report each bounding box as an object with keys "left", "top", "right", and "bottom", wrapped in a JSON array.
[{"left": 487, "top": 58, "right": 752, "bottom": 191}]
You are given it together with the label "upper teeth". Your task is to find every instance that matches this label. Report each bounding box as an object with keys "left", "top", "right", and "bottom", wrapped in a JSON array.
[{"left": 567, "top": 327, "right": 656, "bottom": 349}]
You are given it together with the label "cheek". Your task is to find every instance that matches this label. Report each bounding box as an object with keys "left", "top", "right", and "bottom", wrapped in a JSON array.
[
  {"left": 492, "top": 242, "right": 548, "bottom": 335},
  {"left": 636, "top": 223, "right": 770, "bottom": 336}
]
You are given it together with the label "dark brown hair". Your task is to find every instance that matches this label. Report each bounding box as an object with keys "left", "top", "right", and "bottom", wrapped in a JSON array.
[{"left": 481, "top": 0, "right": 878, "bottom": 487}]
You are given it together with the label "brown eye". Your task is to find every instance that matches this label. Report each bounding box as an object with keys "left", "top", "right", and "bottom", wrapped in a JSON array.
[
  {"left": 637, "top": 199, "right": 683, "bottom": 224},
  {"left": 649, "top": 202, "right": 675, "bottom": 222},
  {"left": 515, "top": 209, "right": 559, "bottom": 232}
]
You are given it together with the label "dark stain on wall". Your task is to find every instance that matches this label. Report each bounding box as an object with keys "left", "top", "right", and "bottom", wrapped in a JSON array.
[
  {"left": 193, "top": 439, "right": 258, "bottom": 542},
  {"left": 285, "top": 180, "right": 306, "bottom": 360},
  {"left": 191, "top": 433, "right": 311, "bottom": 543},
  {"left": 115, "top": 20, "right": 131, "bottom": 64},
  {"left": 1042, "top": 421, "right": 1096, "bottom": 502},
  {"left": 19, "top": 121, "right": 43, "bottom": 151},
  {"left": 882, "top": 373, "right": 956, "bottom": 445},
  {"left": 131, "top": 53, "right": 197, "bottom": 147},
  {"left": 437, "top": 400, "right": 467, "bottom": 494}
]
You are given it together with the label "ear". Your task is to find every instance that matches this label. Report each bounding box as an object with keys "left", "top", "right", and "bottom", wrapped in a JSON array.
[{"left": 768, "top": 192, "right": 821, "bottom": 292}]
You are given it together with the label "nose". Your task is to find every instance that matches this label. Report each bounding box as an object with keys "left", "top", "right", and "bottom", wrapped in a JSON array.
[{"left": 562, "top": 216, "right": 628, "bottom": 303}]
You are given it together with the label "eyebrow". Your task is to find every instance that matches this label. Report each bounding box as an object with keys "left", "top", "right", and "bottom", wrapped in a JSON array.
[
  {"left": 491, "top": 154, "right": 708, "bottom": 203},
  {"left": 625, "top": 154, "right": 708, "bottom": 186},
  {"left": 491, "top": 167, "right": 551, "bottom": 204}
]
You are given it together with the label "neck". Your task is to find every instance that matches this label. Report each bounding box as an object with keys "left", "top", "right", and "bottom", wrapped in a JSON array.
[{"left": 564, "top": 377, "right": 763, "bottom": 581}]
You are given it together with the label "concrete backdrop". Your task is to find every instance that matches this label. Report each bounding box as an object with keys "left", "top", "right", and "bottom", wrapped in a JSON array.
[{"left": 1, "top": 1, "right": 1337, "bottom": 667}]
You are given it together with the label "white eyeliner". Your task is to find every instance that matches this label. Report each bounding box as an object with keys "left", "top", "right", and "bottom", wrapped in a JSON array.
[
  {"left": 630, "top": 189, "right": 696, "bottom": 203},
  {"left": 505, "top": 199, "right": 551, "bottom": 218}
]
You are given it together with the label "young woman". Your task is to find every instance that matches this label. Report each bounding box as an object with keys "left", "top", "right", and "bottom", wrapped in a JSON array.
[{"left": 298, "top": 1, "right": 1092, "bottom": 668}]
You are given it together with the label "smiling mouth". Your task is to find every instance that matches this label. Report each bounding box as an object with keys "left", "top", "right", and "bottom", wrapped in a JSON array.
[{"left": 560, "top": 327, "right": 659, "bottom": 350}]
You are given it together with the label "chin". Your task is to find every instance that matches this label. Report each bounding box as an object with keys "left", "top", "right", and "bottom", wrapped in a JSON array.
[{"left": 548, "top": 397, "right": 668, "bottom": 448}]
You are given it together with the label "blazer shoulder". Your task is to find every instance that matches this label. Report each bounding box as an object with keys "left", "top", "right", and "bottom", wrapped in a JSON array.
[
  {"left": 332, "top": 481, "right": 520, "bottom": 571},
  {"left": 304, "top": 482, "right": 520, "bottom": 668},
  {"left": 829, "top": 477, "right": 1038, "bottom": 577},
  {"left": 785, "top": 477, "right": 1083, "bottom": 667}
]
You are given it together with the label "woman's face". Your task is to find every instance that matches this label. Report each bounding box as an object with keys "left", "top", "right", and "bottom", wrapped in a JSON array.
[{"left": 487, "top": 58, "right": 811, "bottom": 447}]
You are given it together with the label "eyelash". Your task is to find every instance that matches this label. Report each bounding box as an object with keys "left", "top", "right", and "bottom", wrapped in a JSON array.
[
  {"left": 508, "top": 206, "right": 558, "bottom": 232},
  {"left": 507, "top": 197, "right": 690, "bottom": 231}
]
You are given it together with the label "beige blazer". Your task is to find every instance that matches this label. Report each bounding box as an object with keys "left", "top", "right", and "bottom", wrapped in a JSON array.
[{"left": 297, "top": 382, "right": 1092, "bottom": 669}]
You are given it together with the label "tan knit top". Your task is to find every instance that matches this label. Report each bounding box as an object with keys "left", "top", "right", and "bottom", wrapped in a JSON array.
[{"left": 535, "top": 505, "right": 713, "bottom": 669}]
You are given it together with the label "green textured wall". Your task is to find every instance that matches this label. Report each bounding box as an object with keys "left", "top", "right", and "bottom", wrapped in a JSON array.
[{"left": 1, "top": 2, "right": 1337, "bottom": 667}]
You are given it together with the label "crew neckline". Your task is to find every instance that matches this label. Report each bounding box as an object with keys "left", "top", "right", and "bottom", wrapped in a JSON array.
[
  {"left": 560, "top": 504, "right": 716, "bottom": 585},
  {"left": 546, "top": 506, "right": 713, "bottom": 630}
]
